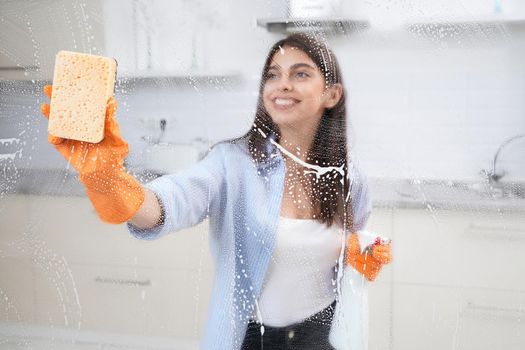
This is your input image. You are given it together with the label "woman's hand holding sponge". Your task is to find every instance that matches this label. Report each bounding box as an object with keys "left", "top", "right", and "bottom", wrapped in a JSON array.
[
  {"left": 40, "top": 85, "right": 145, "bottom": 224},
  {"left": 345, "top": 233, "right": 392, "bottom": 281}
]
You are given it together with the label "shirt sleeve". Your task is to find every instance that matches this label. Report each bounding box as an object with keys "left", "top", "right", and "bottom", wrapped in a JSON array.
[
  {"left": 347, "top": 163, "right": 372, "bottom": 232},
  {"left": 127, "top": 144, "right": 225, "bottom": 240}
]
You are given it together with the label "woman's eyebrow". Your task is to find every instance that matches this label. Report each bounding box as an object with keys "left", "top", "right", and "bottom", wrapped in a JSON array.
[{"left": 268, "top": 63, "right": 316, "bottom": 71}]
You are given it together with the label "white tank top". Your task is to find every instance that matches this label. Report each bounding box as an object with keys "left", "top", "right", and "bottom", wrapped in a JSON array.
[{"left": 257, "top": 216, "right": 343, "bottom": 327}]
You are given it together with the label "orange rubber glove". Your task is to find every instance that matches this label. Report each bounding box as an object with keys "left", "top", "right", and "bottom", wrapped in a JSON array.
[
  {"left": 40, "top": 85, "right": 145, "bottom": 224},
  {"left": 344, "top": 234, "right": 392, "bottom": 281}
]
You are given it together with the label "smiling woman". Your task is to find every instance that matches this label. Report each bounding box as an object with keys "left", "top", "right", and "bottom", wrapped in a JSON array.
[
  {"left": 124, "top": 33, "right": 391, "bottom": 349},
  {"left": 234, "top": 35, "right": 391, "bottom": 349},
  {"left": 3, "top": 0, "right": 525, "bottom": 349},
  {"left": 39, "top": 32, "right": 391, "bottom": 350}
]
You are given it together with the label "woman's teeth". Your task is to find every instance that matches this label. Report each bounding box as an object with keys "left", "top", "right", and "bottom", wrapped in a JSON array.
[{"left": 275, "top": 98, "right": 297, "bottom": 106}]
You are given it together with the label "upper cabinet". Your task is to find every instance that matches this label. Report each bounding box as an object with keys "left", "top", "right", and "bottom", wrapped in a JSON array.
[
  {"left": 0, "top": 0, "right": 105, "bottom": 81},
  {"left": 256, "top": 18, "right": 370, "bottom": 35},
  {"left": 102, "top": 0, "right": 239, "bottom": 82},
  {"left": 256, "top": 0, "right": 369, "bottom": 35},
  {"left": 255, "top": 0, "right": 525, "bottom": 38},
  {"left": 0, "top": 0, "right": 238, "bottom": 82},
  {"left": 361, "top": 0, "right": 525, "bottom": 29},
  {"left": 404, "top": 0, "right": 525, "bottom": 24}
]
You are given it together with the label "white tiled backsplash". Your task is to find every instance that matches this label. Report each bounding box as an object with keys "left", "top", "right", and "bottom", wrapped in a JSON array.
[
  {"left": 342, "top": 46, "right": 525, "bottom": 181},
  {"left": 1, "top": 2, "right": 524, "bottom": 183},
  {"left": 113, "top": 40, "right": 525, "bottom": 182}
]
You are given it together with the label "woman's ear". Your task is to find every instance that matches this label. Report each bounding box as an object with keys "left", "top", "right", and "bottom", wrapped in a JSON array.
[{"left": 324, "top": 83, "right": 343, "bottom": 109}]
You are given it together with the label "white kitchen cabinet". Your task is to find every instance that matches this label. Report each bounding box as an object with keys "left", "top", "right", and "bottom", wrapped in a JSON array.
[
  {"left": 4, "top": 192, "right": 524, "bottom": 348},
  {"left": 102, "top": 0, "right": 229, "bottom": 76},
  {"left": 34, "top": 262, "right": 213, "bottom": 339},
  {"left": 368, "top": 280, "right": 393, "bottom": 350},
  {"left": 0, "top": 193, "right": 215, "bottom": 343},
  {"left": 392, "top": 208, "right": 525, "bottom": 291},
  {"left": 391, "top": 283, "right": 524, "bottom": 350},
  {"left": 0, "top": 257, "right": 35, "bottom": 324},
  {"left": 0, "top": 1, "right": 105, "bottom": 81},
  {"left": 366, "top": 206, "right": 525, "bottom": 350},
  {"left": 12, "top": 193, "right": 215, "bottom": 340},
  {"left": 0, "top": 196, "right": 37, "bottom": 324},
  {"left": 0, "top": 338, "right": 113, "bottom": 350},
  {"left": 0, "top": 194, "right": 29, "bottom": 258},
  {"left": 0, "top": 321, "right": 199, "bottom": 349},
  {"left": 25, "top": 195, "right": 213, "bottom": 270},
  {"left": 390, "top": 207, "right": 525, "bottom": 350},
  {"left": 103, "top": 0, "right": 192, "bottom": 74}
]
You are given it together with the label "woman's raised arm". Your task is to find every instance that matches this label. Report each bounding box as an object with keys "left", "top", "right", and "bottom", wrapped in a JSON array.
[
  {"left": 41, "top": 84, "right": 149, "bottom": 225},
  {"left": 128, "top": 188, "right": 163, "bottom": 230}
]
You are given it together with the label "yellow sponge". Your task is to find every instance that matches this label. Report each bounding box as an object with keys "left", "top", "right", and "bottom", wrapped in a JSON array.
[{"left": 48, "top": 51, "right": 117, "bottom": 143}]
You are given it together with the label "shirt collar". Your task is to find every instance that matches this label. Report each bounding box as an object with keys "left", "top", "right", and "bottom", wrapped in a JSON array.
[{"left": 256, "top": 132, "right": 282, "bottom": 171}]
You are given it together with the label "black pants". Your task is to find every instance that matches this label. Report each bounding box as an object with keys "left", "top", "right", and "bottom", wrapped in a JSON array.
[{"left": 241, "top": 300, "right": 337, "bottom": 350}]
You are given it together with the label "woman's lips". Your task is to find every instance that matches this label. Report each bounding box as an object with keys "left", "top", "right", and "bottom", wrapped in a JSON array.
[{"left": 273, "top": 98, "right": 300, "bottom": 110}]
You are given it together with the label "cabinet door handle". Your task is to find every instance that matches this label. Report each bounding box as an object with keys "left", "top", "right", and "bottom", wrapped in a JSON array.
[
  {"left": 463, "top": 302, "right": 524, "bottom": 322},
  {"left": 95, "top": 276, "right": 151, "bottom": 287},
  {"left": 464, "top": 223, "right": 525, "bottom": 240}
]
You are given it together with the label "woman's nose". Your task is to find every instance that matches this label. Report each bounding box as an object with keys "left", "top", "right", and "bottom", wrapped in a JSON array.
[{"left": 276, "top": 74, "right": 293, "bottom": 91}]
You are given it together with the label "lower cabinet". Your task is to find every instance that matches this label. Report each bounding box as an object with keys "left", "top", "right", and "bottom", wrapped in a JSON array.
[
  {"left": 392, "top": 283, "right": 525, "bottom": 350},
  {"left": 390, "top": 207, "right": 525, "bottom": 350},
  {"left": 1, "top": 194, "right": 215, "bottom": 348},
  {"left": 0, "top": 257, "right": 35, "bottom": 324},
  {"left": 34, "top": 263, "right": 213, "bottom": 339},
  {"left": 25, "top": 195, "right": 212, "bottom": 270},
  {"left": 2, "top": 195, "right": 524, "bottom": 349},
  {"left": 392, "top": 208, "right": 525, "bottom": 291}
]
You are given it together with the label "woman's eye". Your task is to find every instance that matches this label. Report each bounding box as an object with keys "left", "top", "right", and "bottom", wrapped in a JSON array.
[
  {"left": 296, "top": 71, "right": 309, "bottom": 78},
  {"left": 266, "top": 72, "right": 277, "bottom": 79}
]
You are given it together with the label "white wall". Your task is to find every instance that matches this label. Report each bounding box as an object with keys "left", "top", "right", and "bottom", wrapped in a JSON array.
[
  {"left": 114, "top": 37, "right": 525, "bottom": 183},
  {"left": 101, "top": 0, "right": 525, "bottom": 181},
  {"left": 342, "top": 40, "right": 525, "bottom": 181},
  {"left": 1, "top": 0, "right": 524, "bottom": 183}
]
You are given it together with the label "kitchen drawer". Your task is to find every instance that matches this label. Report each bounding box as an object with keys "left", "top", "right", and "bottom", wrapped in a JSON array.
[
  {"left": 392, "top": 283, "right": 524, "bottom": 350},
  {"left": 0, "top": 257, "right": 35, "bottom": 323},
  {"left": 0, "top": 194, "right": 29, "bottom": 258},
  {"left": 392, "top": 208, "right": 525, "bottom": 290},
  {"left": 0, "top": 337, "right": 111, "bottom": 350},
  {"left": 34, "top": 263, "right": 214, "bottom": 339},
  {"left": 0, "top": 321, "right": 200, "bottom": 350},
  {"left": 27, "top": 195, "right": 214, "bottom": 270},
  {"left": 368, "top": 281, "right": 393, "bottom": 350}
]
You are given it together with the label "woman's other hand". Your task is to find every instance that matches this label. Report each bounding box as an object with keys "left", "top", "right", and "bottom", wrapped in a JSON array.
[{"left": 344, "top": 234, "right": 392, "bottom": 281}]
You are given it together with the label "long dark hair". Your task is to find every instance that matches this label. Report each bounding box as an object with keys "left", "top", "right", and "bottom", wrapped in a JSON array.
[{"left": 240, "top": 33, "right": 354, "bottom": 230}]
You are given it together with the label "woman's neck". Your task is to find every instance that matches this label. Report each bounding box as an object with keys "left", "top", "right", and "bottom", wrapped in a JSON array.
[{"left": 278, "top": 125, "right": 316, "bottom": 162}]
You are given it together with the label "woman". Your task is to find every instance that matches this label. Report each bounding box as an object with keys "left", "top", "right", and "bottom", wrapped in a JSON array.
[{"left": 41, "top": 33, "right": 391, "bottom": 350}]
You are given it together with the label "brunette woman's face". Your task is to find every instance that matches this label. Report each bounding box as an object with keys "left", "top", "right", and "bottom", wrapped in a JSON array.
[{"left": 262, "top": 45, "right": 341, "bottom": 133}]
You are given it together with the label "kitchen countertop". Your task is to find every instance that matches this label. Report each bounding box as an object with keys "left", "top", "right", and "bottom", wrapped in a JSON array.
[
  {"left": 4, "top": 168, "right": 525, "bottom": 212},
  {"left": 368, "top": 177, "right": 525, "bottom": 212}
]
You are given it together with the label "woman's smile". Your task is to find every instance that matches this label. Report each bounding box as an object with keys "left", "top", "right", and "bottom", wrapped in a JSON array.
[{"left": 272, "top": 97, "right": 301, "bottom": 110}]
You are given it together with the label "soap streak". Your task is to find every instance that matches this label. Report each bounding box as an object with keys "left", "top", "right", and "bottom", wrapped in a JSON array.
[{"left": 256, "top": 127, "right": 353, "bottom": 346}]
